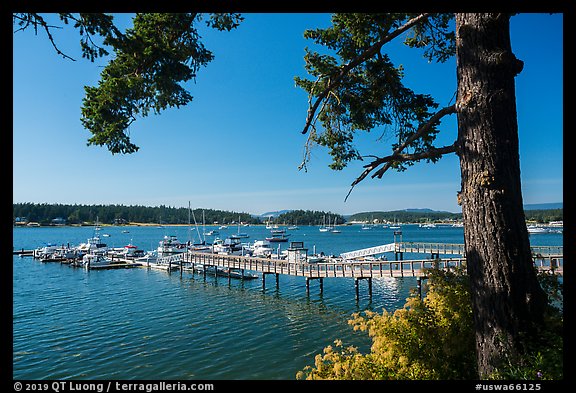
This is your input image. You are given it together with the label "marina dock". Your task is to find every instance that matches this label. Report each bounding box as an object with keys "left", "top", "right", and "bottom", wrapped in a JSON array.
[{"left": 18, "top": 241, "right": 563, "bottom": 300}]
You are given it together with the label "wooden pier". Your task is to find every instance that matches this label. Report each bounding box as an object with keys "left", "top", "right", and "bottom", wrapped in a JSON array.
[
  {"left": 172, "top": 242, "right": 562, "bottom": 299},
  {"left": 13, "top": 249, "right": 35, "bottom": 257},
  {"left": 181, "top": 251, "right": 468, "bottom": 279},
  {"left": 181, "top": 252, "right": 469, "bottom": 299}
]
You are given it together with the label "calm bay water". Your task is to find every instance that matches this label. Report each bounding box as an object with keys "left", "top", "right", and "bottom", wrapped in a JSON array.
[{"left": 12, "top": 224, "right": 562, "bottom": 380}]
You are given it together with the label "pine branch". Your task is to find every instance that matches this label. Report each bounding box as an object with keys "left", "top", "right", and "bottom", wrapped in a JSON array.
[
  {"left": 343, "top": 103, "right": 457, "bottom": 201},
  {"left": 345, "top": 142, "right": 457, "bottom": 202},
  {"left": 372, "top": 104, "right": 456, "bottom": 177},
  {"left": 301, "top": 13, "right": 431, "bottom": 135},
  {"left": 14, "top": 13, "right": 77, "bottom": 61}
]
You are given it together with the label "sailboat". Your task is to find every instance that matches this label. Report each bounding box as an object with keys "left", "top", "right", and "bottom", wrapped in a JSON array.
[
  {"left": 188, "top": 205, "right": 211, "bottom": 252},
  {"left": 230, "top": 215, "right": 249, "bottom": 239},
  {"left": 330, "top": 216, "right": 341, "bottom": 233},
  {"left": 362, "top": 215, "right": 375, "bottom": 230},
  {"left": 287, "top": 220, "right": 299, "bottom": 230},
  {"left": 265, "top": 216, "right": 274, "bottom": 230},
  {"left": 319, "top": 215, "right": 329, "bottom": 232}
]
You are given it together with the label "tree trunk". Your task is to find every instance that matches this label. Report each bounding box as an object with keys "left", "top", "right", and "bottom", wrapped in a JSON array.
[{"left": 454, "top": 13, "right": 548, "bottom": 378}]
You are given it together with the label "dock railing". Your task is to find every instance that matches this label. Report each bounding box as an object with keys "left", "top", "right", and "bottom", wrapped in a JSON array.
[
  {"left": 184, "top": 251, "right": 468, "bottom": 278},
  {"left": 183, "top": 243, "right": 563, "bottom": 279},
  {"left": 399, "top": 242, "right": 466, "bottom": 255},
  {"left": 398, "top": 242, "right": 563, "bottom": 258}
]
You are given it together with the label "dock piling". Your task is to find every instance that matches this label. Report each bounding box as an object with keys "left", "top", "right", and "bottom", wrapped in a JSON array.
[{"left": 368, "top": 278, "right": 372, "bottom": 298}]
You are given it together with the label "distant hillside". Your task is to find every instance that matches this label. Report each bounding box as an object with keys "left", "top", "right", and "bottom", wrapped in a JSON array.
[
  {"left": 523, "top": 202, "right": 563, "bottom": 211},
  {"left": 349, "top": 210, "right": 461, "bottom": 223},
  {"left": 402, "top": 208, "right": 454, "bottom": 213},
  {"left": 257, "top": 210, "right": 293, "bottom": 218},
  {"left": 350, "top": 206, "right": 562, "bottom": 224}
]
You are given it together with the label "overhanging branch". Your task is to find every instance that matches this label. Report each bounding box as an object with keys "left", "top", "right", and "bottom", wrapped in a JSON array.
[
  {"left": 342, "top": 103, "right": 457, "bottom": 202},
  {"left": 370, "top": 104, "right": 456, "bottom": 178},
  {"left": 345, "top": 142, "right": 457, "bottom": 202},
  {"left": 301, "top": 13, "right": 431, "bottom": 135},
  {"left": 14, "top": 13, "right": 77, "bottom": 61}
]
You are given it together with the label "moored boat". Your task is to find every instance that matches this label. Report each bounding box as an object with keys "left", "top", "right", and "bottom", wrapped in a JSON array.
[
  {"left": 77, "top": 223, "right": 108, "bottom": 256},
  {"left": 109, "top": 243, "right": 146, "bottom": 259},
  {"left": 33, "top": 243, "right": 59, "bottom": 259},
  {"left": 82, "top": 253, "right": 114, "bottom": 269},
  {"left": 527, "top": 225, "right": 549, "bottom": 234},
  {"left": 266, "top": 233, "right": 290, "bottom": 242},
  {"left": 211, "top": 237, "right": 246, "bottom": 255},
  {"left": 157, "top": 235, "right": 187, "bottom": 256},
  {"left": 249, "top": 240, "right": 275, "bottom": 258}
]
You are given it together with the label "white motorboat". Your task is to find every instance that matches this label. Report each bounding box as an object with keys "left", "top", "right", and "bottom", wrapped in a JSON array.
[
  {"left": 34, "top": 243, "right": 59, "bottom": 259},
  {"left": 77, "top": 222, "right": 108, "bottom": 255},
  {"left": 109, "top": 243, "right": 146, "bottom": 259},
  {"left": 211, "top": 237, "right": 246, "bottom": 255},
  {"left": 39, "top": 246, "right": 82, "bottom": 262},
  {"left": 527, "top": 225, "right": 549, "bottom": 234},
  {"left": 82, "top": 253, "right": 114, "bottom": 269},
  {"left": 157, "top": 235, "right": 187, "bottom": 256},
  {"left": 229, "top": 233, "right": 249, "bottom": 240},
  {"left": 250, "top": 240, "right": 275, "bottom": 258}
]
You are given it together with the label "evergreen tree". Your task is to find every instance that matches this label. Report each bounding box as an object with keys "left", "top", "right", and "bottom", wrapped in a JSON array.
[{"left": 295, "top": 13, "right": 550, "bottom": 377}]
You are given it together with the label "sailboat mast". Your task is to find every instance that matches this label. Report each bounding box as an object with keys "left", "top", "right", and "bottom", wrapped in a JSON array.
[
  {"left": 202, "top": 210, "right": 206, "bottom": 244},
  {"left": 188, "top": 201, "right": 192, "bottom": 245}
]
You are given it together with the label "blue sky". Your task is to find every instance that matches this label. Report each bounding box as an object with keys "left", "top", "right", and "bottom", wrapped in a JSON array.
[{"left": 12, "top": 13, "right": 563, "bottom": 215}]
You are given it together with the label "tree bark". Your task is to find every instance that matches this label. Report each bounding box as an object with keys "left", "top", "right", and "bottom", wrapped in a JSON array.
[{"left": 454, "top": 13, "right": 548, "bottom": 378}]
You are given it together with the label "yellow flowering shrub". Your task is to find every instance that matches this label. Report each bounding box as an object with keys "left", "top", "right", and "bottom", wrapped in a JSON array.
[
  {"left": 297, "top": 267, "right": 563, "bottom": 380},
  {"left": 297, "top": 267, "right": 476, "bottom": 380}
]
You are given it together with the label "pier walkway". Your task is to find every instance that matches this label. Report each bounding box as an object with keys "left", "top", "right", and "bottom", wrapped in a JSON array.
[
  {"left": 341, "top": 241, "right": 562, "bottom": 260},
  {"left": 166, "top": 242, "right": 563, "bottom": 298},
  {"left": 177, "top": 242, "right": 562, "bottom": 280}
]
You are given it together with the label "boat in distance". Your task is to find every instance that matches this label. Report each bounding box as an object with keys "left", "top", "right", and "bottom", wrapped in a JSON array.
[{"left": 266, "top": 233, "right": 290, "bottom": 242}]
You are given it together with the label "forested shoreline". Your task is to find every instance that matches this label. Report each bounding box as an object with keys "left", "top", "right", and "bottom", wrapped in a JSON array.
[{"left": 13, "top": 203, "right": 562, "bottom": 226}]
